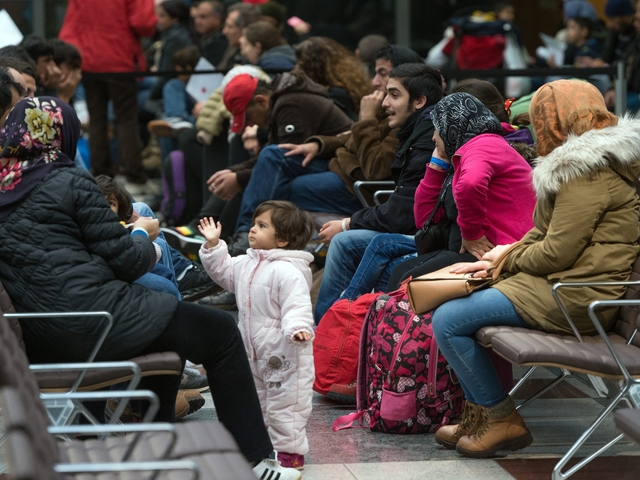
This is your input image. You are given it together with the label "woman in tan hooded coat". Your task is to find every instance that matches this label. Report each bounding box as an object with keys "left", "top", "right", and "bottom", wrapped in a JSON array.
[{"left": 431, "top": 79, "right": 640, "bottom": 458}]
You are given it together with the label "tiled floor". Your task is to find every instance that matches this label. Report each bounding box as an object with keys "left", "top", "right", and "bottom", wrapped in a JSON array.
[{"left": 183, "top": 365, "right": 640, "bottom": 479}]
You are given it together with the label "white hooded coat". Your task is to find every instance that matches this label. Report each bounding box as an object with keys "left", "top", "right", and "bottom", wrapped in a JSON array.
[{"left": 200, "top": 241, "right": 315, "bottom": 455}]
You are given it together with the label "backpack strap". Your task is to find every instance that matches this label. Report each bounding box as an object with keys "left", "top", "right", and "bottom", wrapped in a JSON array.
[{"left": 332, "top": 411, "right": 367, "bottom": 431}]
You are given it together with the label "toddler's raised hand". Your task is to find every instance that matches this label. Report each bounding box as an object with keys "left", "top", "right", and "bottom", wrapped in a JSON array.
[{"left": 198, "top": 217, "right": 222, "bottom": 249}]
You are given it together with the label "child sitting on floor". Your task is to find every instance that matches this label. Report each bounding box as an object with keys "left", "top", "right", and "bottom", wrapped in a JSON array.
[{"left": 198, "top": 200, "right": 315, "bottom": 470}]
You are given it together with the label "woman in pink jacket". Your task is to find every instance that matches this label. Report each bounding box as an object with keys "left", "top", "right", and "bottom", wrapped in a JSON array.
[{"left": 386, "top": 92, "right": 537, "bottom": 288}]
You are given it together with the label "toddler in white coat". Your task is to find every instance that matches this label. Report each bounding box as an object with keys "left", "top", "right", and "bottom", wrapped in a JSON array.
[{"left": 198, "top": 200, "right": 315, "bottom": 471}]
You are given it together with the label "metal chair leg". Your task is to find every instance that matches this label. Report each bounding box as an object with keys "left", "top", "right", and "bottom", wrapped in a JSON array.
[
  {"left": 552, "top": 384, "right": 629, "bottom": 480},
  {"left": 515, "top": 368, "right": 572, "bottom": 410}
]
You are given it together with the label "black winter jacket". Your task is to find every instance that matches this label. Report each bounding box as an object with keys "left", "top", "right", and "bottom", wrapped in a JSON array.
[
  {"left": 350, "top": 106, "right": 436, "bottom": 234},
  {"left": 0, "top": 168, "right": 178, "bottom": 363}
]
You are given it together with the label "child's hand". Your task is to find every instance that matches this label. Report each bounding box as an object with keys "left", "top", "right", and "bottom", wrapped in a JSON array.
[
  {"left": 198, "top": 217, "right": 222, "bottom": 249},
  {"left": 293, "top": 332, "right": 311, "bottom": 342}
]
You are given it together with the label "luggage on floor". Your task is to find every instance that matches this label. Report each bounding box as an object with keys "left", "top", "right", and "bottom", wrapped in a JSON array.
[
  {"left": 333, "top": 287, "right": 464, "bottom": 434},
  {"left": 313, "top": 293, "right": 379, "bottom": 396},
  {"left": 160, "top": 150, "right": 187, "bottom": 226}
]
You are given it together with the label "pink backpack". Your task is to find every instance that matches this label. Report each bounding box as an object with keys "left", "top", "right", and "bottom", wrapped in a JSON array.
[{"left": 333, "top": 288, "right": 464, "bottom": 434}]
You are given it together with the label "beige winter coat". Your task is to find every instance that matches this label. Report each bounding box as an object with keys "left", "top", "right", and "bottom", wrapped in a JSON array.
[{"left": 494, "top": 117, "right": 640, "bottom": 335}]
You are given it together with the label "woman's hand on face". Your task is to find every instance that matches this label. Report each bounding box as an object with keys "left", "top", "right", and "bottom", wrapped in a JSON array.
[
  {"left": 460, "top": 235, "right": 495, "bottom": 260},
  {"left": 481, "top": 243, "right": 513, "bottom": 263},
  {"left": 134, "top": 217, "right": 159, "bottom": 241},
  {"left": 449, "top": 261, "right": 492, "bottom": 277}
]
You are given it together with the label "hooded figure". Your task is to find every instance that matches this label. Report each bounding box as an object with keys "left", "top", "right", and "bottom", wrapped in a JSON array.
[{"left": 495, "top": 79, "right": 640, "bottom": 334}]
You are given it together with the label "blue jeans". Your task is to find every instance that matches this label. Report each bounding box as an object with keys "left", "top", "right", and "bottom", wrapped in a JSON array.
[
  {"left": 163, "top": 78, "right": 194, "bottom": 123},
  {"left": 340, "top": 233, "right": 416, "bottom": 301},
  {"left": 235, "top": 145, "right": 361, "bottom": 232},
  {"left": 431, "top": 288, "right": 530, "bottom": 407},
  {"left": 314, "top": 229, "right": 379, "bottom": 323},
  {"left": 137, "top": 265, "right": 181, "bottom": 299},
  {"left": 133, "top": 202, "right": 190, "bottom": 284}
]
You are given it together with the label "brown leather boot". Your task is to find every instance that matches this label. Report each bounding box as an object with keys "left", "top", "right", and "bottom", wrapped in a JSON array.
[
  {"left": 435, "top": 401, "right": 482, "bottom": 449},
  {"left": 456, "top": 398, "right": 532, "bottom": 458}
]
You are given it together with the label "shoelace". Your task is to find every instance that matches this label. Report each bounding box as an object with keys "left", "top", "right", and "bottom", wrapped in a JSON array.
[{"left": 474, "top": 409, "right": 490, "bottom": 438}]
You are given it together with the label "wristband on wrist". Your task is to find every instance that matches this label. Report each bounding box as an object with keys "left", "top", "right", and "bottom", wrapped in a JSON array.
[
  {"left": 429, "top": 157, "right": 450, "bottom": 170},
  {"left": 341, "top": 218, "right": 348, "bottom": 232}
]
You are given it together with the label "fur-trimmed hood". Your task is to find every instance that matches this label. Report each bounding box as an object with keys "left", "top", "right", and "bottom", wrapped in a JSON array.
[{"left": 533, "top": 115, "right": 640, "bottom": 201}]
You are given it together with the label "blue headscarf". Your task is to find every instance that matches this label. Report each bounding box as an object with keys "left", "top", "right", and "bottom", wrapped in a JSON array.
[
  {"left": 0, "top": 96, "right": 80, "bottom": 218},
  {"left": 564, "top": 0, "right": 599, "bottom": 22}
]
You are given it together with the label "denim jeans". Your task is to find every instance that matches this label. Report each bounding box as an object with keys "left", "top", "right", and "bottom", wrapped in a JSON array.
[
  {"left": 235, "top": 145, "right": 361, "bottom": 232},
  {"left": 162, "top": 78, "right": 194, "bottom": 123},
  {"left": 314, "top": 229, "right": 379, "bottom": 322},
  {"left": 340, "top": 233, "right": 417, "bottom": 301},
  {"left": 431, "top": 288, "right": 530, "bottom": 407},
  {"left": 136, "top": 265, "right": 181, "bottom": 299}
]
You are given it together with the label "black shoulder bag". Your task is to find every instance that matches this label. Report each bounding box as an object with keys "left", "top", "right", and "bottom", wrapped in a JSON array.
[{"left": 414, "top": 170, "right": 454, "bottom": 256}]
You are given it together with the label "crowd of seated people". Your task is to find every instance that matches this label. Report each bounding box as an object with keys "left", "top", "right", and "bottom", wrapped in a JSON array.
[{"left": 2, "top": 0, "right": 640, "bottom": 476}]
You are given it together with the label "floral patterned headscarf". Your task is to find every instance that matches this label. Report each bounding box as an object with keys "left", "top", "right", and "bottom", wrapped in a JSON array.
[
  {"left": 0, "top": 97, "right": 80, "bottom": 218},
  {"left": 432, "top": 92, "right": 503, "bottom": 159}
]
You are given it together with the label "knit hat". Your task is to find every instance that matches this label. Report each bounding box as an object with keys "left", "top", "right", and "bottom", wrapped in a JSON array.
[
  {"left": 605, "top": 0, "right": 635, "bottom": 17},
  {"left": 563, "top": 0, "right": 599, "bottom": 22}
]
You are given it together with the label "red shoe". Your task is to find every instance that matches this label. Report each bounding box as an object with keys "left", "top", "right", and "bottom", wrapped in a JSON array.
[
  {"left": 278, "top": 452, "right": 304, "bottom": 470},
  {"left": 326, "top": 381, "right": 356, "bottom": 404}
]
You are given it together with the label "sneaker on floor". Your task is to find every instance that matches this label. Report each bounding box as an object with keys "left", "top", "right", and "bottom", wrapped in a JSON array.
[
  {"left": 278, "top": 452, "right": 304, "bottom": 470},
  {"left": 229, "top": 231, "right": 250, "bottom": 257},
  {"left": 253, "top": 454, "right": 301, "bottom": 480},
  {"left": 177, "top": 262, "right": 221, "bottom": 302},
  {"left": 148, "top": 117, "right": 194, "bottom": 137},
  {"left": 177, "top": 389, "right": 205, "bottom": 417},
  {"left": 161, "top": 225, "right": 206, "bottom": 245},
  {"left": 326, "top": 381, "right": 356, "bottom": 404},
  {"left": 180, "top": 366, "right": 209, "bottom": 392},
  {"left": 198, "top": 289, "right": 237, "bottom": 310}
]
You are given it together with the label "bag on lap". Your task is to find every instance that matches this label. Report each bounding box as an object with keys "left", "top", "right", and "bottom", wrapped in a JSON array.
[
  {"left": 313, "top": 293, "right": 379, "bottom": 396},
  {"left": 160, "top": 150, "right": 187, "bottom": 226},
  {"left": 332, "top": 287, "right": 464, "bottom": 434}
]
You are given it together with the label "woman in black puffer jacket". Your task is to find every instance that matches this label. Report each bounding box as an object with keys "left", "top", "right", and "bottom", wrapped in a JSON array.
[{"left": 0, "top": 97, "right": 296, "bottom": 477}]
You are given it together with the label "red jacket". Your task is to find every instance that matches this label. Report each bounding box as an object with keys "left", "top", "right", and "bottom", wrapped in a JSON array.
[{"left": 59, "top": 0, "right": 156, "bottom": 73}]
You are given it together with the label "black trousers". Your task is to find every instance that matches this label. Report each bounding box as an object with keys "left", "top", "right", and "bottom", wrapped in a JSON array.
[
  {"left": 387, "top": 250, "right": 477, "bottom": 291},
  {"left": 138, "top": 301, "right": 273, "bottom": 462},
  {"left": 83, "top": 75, "right": 146, "bottom": 183}
]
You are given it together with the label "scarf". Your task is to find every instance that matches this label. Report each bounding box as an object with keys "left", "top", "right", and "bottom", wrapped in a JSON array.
[
  {"left": 432, "top": 92, "right": 503, "bottom": 158},
  {"left": 0, "top": 96, "right": 80, "bottom": 218},
  {"left": 529, "top": 80, "right": 618, "bottom": 157}
]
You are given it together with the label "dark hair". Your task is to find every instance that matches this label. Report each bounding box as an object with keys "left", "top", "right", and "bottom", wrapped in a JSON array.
[
  {"left": 172, "top": 45, "right": 200, "bottom": 69},
  {"left": 95, "top": 175, "right": 133, "bottom": 222},
  {"left": 357, "top": 34, "right": 389, "bottom": 65},
  {"left": 195, "top": 0, "right": 226, "bottom": 17},
  {"left": 452, "top": 78, "right": 509, "bottom": 122},
  {"left": 388, "top": 63, "right": 443, "bottom": 106},
  {"left": 375, "top": 44, "right": 423, "bottom": 68},
  {"left": 0, "top": 57, "right": 36, "bottom": 81},
  {"left": 228, "top": 3, "right": 261, "bottom": 29},
  {"left": 0, "top": 68, "right": 16, "bottom": 116},
  {"left": 494, "top": 2, "right": 514, "bottom": 12},
  {"left": 160, "top": 0, "right": 191, "bottom": 23},
  {"left": 49, "top": 38, "right": 82, "bottom": 70},
  {"left": 568, "top": 16, "right": 594, "bottom": 36},
  {"left": 252, "top": 200, "right": 313, "bottom": 250},
  {"left": 19, "top": 34, "right": 54, "bottom": 62},
  {"left": 0, "top": 66, "right": 25, "bottom": 99},
  {"left": 0, "top": 45, "right": 36, "bottom": 68},
  {"left": 244, "top": 20, "right": 285, "bottom": 52}
]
